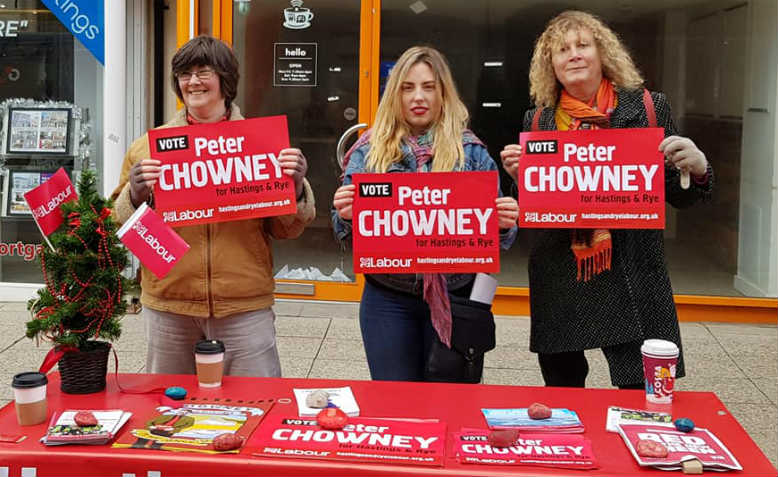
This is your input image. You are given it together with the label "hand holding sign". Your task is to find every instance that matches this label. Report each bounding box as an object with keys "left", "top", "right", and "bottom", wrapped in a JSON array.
[
  {"left": 278, "top": 148, "right": 308, "bottom": 199},
  {"left": 333, "top": 184, "right": 356, "bottom": 220},
  {"left": 499, "top": 144, "right": 522, "bottom": 182},
  {"left": 495, "top": 197, "right": 519, "bottom": 229},
  {"left": 129, "top": 159, "right": 162, "bottom": 207}
]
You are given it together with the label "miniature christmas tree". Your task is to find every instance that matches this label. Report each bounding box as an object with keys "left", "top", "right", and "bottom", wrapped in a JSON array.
[{"left": 26, "top": 169, "right": 130, "bottom": 350}]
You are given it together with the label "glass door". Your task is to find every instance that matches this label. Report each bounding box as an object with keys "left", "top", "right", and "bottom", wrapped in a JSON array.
[{"left": 231, "top": 0, "right": 366, "bottom": 293}]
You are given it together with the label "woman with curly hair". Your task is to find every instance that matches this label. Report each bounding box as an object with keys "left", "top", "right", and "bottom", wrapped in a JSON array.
[
  {"left": 501, "top": 11, "right": 714, "bottom": 388},
  {"left": 332, "top": 46, "right": 518, "bottom": 382}
]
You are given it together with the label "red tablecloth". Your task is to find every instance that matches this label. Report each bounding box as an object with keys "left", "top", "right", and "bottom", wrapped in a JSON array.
[{"left": 0, "top": 373, "right": 774, "bottom": 476}]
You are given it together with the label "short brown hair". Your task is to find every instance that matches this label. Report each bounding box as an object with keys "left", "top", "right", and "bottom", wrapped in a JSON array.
[{"left": 171, "top": 35, "right": 239, "bottom": 109}]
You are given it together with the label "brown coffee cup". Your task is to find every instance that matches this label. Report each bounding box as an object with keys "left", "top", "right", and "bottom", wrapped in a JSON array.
[
  {"left": 12, "top": 372, "right": 48, "bottom": 426},
  {"left": 195, "top": 340, "right": 225, "bottom": 388}
]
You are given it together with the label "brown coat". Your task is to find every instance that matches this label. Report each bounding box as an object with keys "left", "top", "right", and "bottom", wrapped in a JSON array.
[{"left": 111, "top": 106, "right": 315, "bottom": 318}]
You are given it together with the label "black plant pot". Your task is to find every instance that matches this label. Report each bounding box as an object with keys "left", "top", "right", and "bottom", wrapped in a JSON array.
[{"left": 58, "top": 341, "right": 111, "bottom": 394}]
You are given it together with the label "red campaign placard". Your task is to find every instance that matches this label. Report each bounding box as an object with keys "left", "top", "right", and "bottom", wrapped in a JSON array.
[
  {"left": 116, "top": 203, "right": 190, "bottom": 279},
  {"left": 23, "top": 167, "right": 77, "bottom": 235},
  {"left": 251, "top": 416, "right": 446, "bottom": 466},
  {"left": 148, "top": 116, "right": 296, "bottom": 227},
  {"left": 518, "top": 128, "right": 665, "bottom": 229},
  {"left": 351, "top": 171, "right": 499, "bottom": 274},
  {"left": 453, "top": 429, "right": 598, "bottom": 469},
  {"left": 617, "top": 424, "right": 742, "bottom": 470}
]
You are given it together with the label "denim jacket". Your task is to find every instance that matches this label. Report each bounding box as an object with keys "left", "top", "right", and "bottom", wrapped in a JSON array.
[{"left": 332, "top": 137, "right": 517, "bottom": 296}]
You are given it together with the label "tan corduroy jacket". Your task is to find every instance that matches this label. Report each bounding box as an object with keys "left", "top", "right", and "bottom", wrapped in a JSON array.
[{"left": 111, "top": 106, "right": 315, "bottom": 317}]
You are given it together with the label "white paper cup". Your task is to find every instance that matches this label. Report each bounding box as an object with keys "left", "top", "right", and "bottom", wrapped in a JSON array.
[
  {"left": 12, "top": 372, "right": 48, "bottom": 426},
  {"left": 641, "top": 339, "right": 679, "bottom": 403},
  {"left": 195, "top": 340, "right": 225, "bottom": 388}
]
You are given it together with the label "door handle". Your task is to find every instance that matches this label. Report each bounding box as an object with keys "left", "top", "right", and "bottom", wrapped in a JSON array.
[{"left": 336, "top": 123, "right": 368, "bottom": 170}]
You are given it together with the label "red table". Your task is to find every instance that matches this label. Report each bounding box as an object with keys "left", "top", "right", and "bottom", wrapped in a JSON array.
[{"left": 0, "top": 373, "right": 774, "bottom": 476}]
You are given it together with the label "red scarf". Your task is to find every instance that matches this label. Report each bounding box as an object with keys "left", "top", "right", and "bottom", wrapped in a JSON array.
[
  {"left": 186, "top": 108, "right": 230, "bottom": 125},
  {"left": 557, "top": 78, "right": 617, "bottom": 281}
]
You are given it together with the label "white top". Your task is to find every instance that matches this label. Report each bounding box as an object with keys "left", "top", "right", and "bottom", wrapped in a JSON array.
[{"left": 641, "top": 339, "right": 679, "bottom": 357}]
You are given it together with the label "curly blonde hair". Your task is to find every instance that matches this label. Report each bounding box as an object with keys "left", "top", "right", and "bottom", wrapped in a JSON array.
[
  {"left": 367, "top": 46, "right": 469, "bottom": 173},
  {"left": 529, "top": 10, "right": 644, "bottom": 108}
]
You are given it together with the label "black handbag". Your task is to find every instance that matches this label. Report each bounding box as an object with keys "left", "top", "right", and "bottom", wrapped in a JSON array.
[{"left": 423, "top": 294, "right": 496, "bottom": 383}]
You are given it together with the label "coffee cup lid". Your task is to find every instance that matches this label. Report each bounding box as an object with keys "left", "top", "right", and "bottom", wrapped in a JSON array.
[
  {"left": 195, "top": 339, "right": 225, "bottom": 354},
  {"left": 12, "top": 372, "right": 48, "bottom": 388},
  {"left": 641, "top": 339, "right": 679, "bottom": 357}
]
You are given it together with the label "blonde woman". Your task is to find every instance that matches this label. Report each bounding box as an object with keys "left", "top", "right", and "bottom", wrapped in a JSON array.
[
  {"left": 501, "top": 11, "right": 713, "bottom": 389},
  {"left": 332, "top": 46, "right": 518, "bottom": 382}
]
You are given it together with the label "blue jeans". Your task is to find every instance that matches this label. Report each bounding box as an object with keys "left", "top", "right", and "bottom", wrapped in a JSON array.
[{"left": 360, "top": 279, "right": 437, "bottom": 381}]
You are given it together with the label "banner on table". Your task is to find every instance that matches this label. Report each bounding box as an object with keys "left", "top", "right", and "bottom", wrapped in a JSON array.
[
  {"left": 116, "top": 203, "right": 190, "bottom": 279},
  {"left": 351, "top": 171, "right": 499, "bottom": 274},
  {"left": 453, "top": 429, "right": 598, "bottom": 469},
  {"left": 148, "top": 116, "right": 297, "bottom": 227},
  {"left": 23, "top": 167, "right": 77, "bottom": 236},
  {"left": 252, "top": 416, "right": 446, "bottom": 466},
  {"left": 518, "top": 128, "right": 665, "bottom": 229}
]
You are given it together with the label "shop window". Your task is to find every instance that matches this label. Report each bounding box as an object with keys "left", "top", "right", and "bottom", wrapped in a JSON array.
[{"left": 0, "top": 3, "right": 101, "bottom": 286}]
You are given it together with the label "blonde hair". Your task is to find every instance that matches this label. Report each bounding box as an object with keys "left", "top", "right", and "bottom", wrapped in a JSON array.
[
  {"left": 529, "top": 10, "right": 644, "bottom": 108},
  {"left": 367, "top": 46, "right": 469, "bottom": 173}
]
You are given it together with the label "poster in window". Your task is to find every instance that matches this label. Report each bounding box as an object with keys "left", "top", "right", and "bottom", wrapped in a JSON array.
[
  {"left": 6, "top": 108, "right": 71, "bottom": 155},
  {"left": 7, "top": 171, "right": 46, "bottom": 215}
]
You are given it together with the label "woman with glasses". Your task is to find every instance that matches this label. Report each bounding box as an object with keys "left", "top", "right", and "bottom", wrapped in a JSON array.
[
  {"left": 111, "top": 35, "right": 315, "bottom": 378},
  {"left": 332, "top": 46, "right": 518, "bottom": 382}
]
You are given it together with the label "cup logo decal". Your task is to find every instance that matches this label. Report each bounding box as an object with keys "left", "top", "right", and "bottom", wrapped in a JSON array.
[
  {"left": 283, "top": 0, "right": 314, "bottom": 30},
  {"left": 652, "top": 364, "right": 675, "bottom": 398}
]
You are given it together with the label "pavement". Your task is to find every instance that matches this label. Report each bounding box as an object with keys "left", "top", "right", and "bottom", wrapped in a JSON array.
[{"left": 1, "top": 299, "right": 775, "bottom": 467}]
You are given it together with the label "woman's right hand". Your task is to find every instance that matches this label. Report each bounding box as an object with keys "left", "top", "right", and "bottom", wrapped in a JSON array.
[
  {"left": 499, "top": 144, "right": 522, "bottom": 182},
  {"left": 129, "top": 159, "right": 162, "bottom": 208},
  {"left": 333, "top": 184, "right": 356, "bottom": 220}
]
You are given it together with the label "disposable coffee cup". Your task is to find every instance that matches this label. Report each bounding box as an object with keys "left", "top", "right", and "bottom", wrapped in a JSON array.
[
  {"left": 12, "top": 372, "right": 48, "bottom": 426},
  {"left": 195, "top": 340, "right": 225, "bottom": 388},
  {"left": 641, "top": 339, "right": 679, "bottom": 403}
]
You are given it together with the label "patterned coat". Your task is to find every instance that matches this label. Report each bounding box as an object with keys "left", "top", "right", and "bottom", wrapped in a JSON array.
[{"left": 521, "top": 88, "right": 714, "bottom": 384}]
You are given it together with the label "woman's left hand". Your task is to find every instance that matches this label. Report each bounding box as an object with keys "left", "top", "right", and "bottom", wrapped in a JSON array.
[
  {"left": 278, "top": 148, "right": 308, "bottom": 199},
  {"left": 495, "top": 197, "right": 519, "bottom": 229},
  {"left": 659, "top": 136, "right": 708, "bottom": 177}
]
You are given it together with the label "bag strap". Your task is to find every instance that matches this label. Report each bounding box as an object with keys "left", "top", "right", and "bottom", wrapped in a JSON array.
[
  {"left": 531, "top": 107, "right": 543, "bottom": 131},
  {"left": 643, "top": 88, "right": 657, "bottom": 128}
]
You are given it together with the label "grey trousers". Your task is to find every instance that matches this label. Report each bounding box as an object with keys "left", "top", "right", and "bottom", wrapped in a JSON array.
[{"left": 144, "top": 307, "right": 281, "bottom": 377}]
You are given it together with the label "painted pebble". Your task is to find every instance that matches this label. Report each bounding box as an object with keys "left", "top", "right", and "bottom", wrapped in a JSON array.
[
  {"left": 305, "top": 389, "right": 330, "bottom": 409},
  {"left": 527, "top": 402, "right": 552, "bottom": 420},
  {"left": 636, "top": 439, "right": 669, "bottom": 458},
  {"left": 317, "top": 407, "right": 348, "bottom": 429},
  {"left": 164, "top": 386, "right": 187, "bottom": 400},
  {"left": 674, "top": 417, "right": 695, "bottom": 433},
  {"left": 488, "top": 429, "right": 520, "bottom": 448},
  {"left": 74, "top": 411, "right": 98, "bottom": 427},
  {"left": 213, "top": 433, "right": 244, "bottom": 451}
]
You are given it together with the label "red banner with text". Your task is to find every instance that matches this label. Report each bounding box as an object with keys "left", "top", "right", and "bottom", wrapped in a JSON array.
[
  {"left": 148, "top": 116, "right": 296, "bottom": 227},
  {"left": 518, "top": 128, "right": 665, "bottom": 229},
  {"left": 251, "top": 416, "right": 446, "bottom": 466},
  {"left": 23, "top": 167, "right": 77, "bottom": 235},
  {"left": 351, "top": 171, "right": 499, "bottom": 274}
]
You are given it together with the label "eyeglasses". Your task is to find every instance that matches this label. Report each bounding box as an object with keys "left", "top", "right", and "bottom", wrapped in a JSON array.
[{"left": 177, "top": 68, "right": 215, "bottom": 82}]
